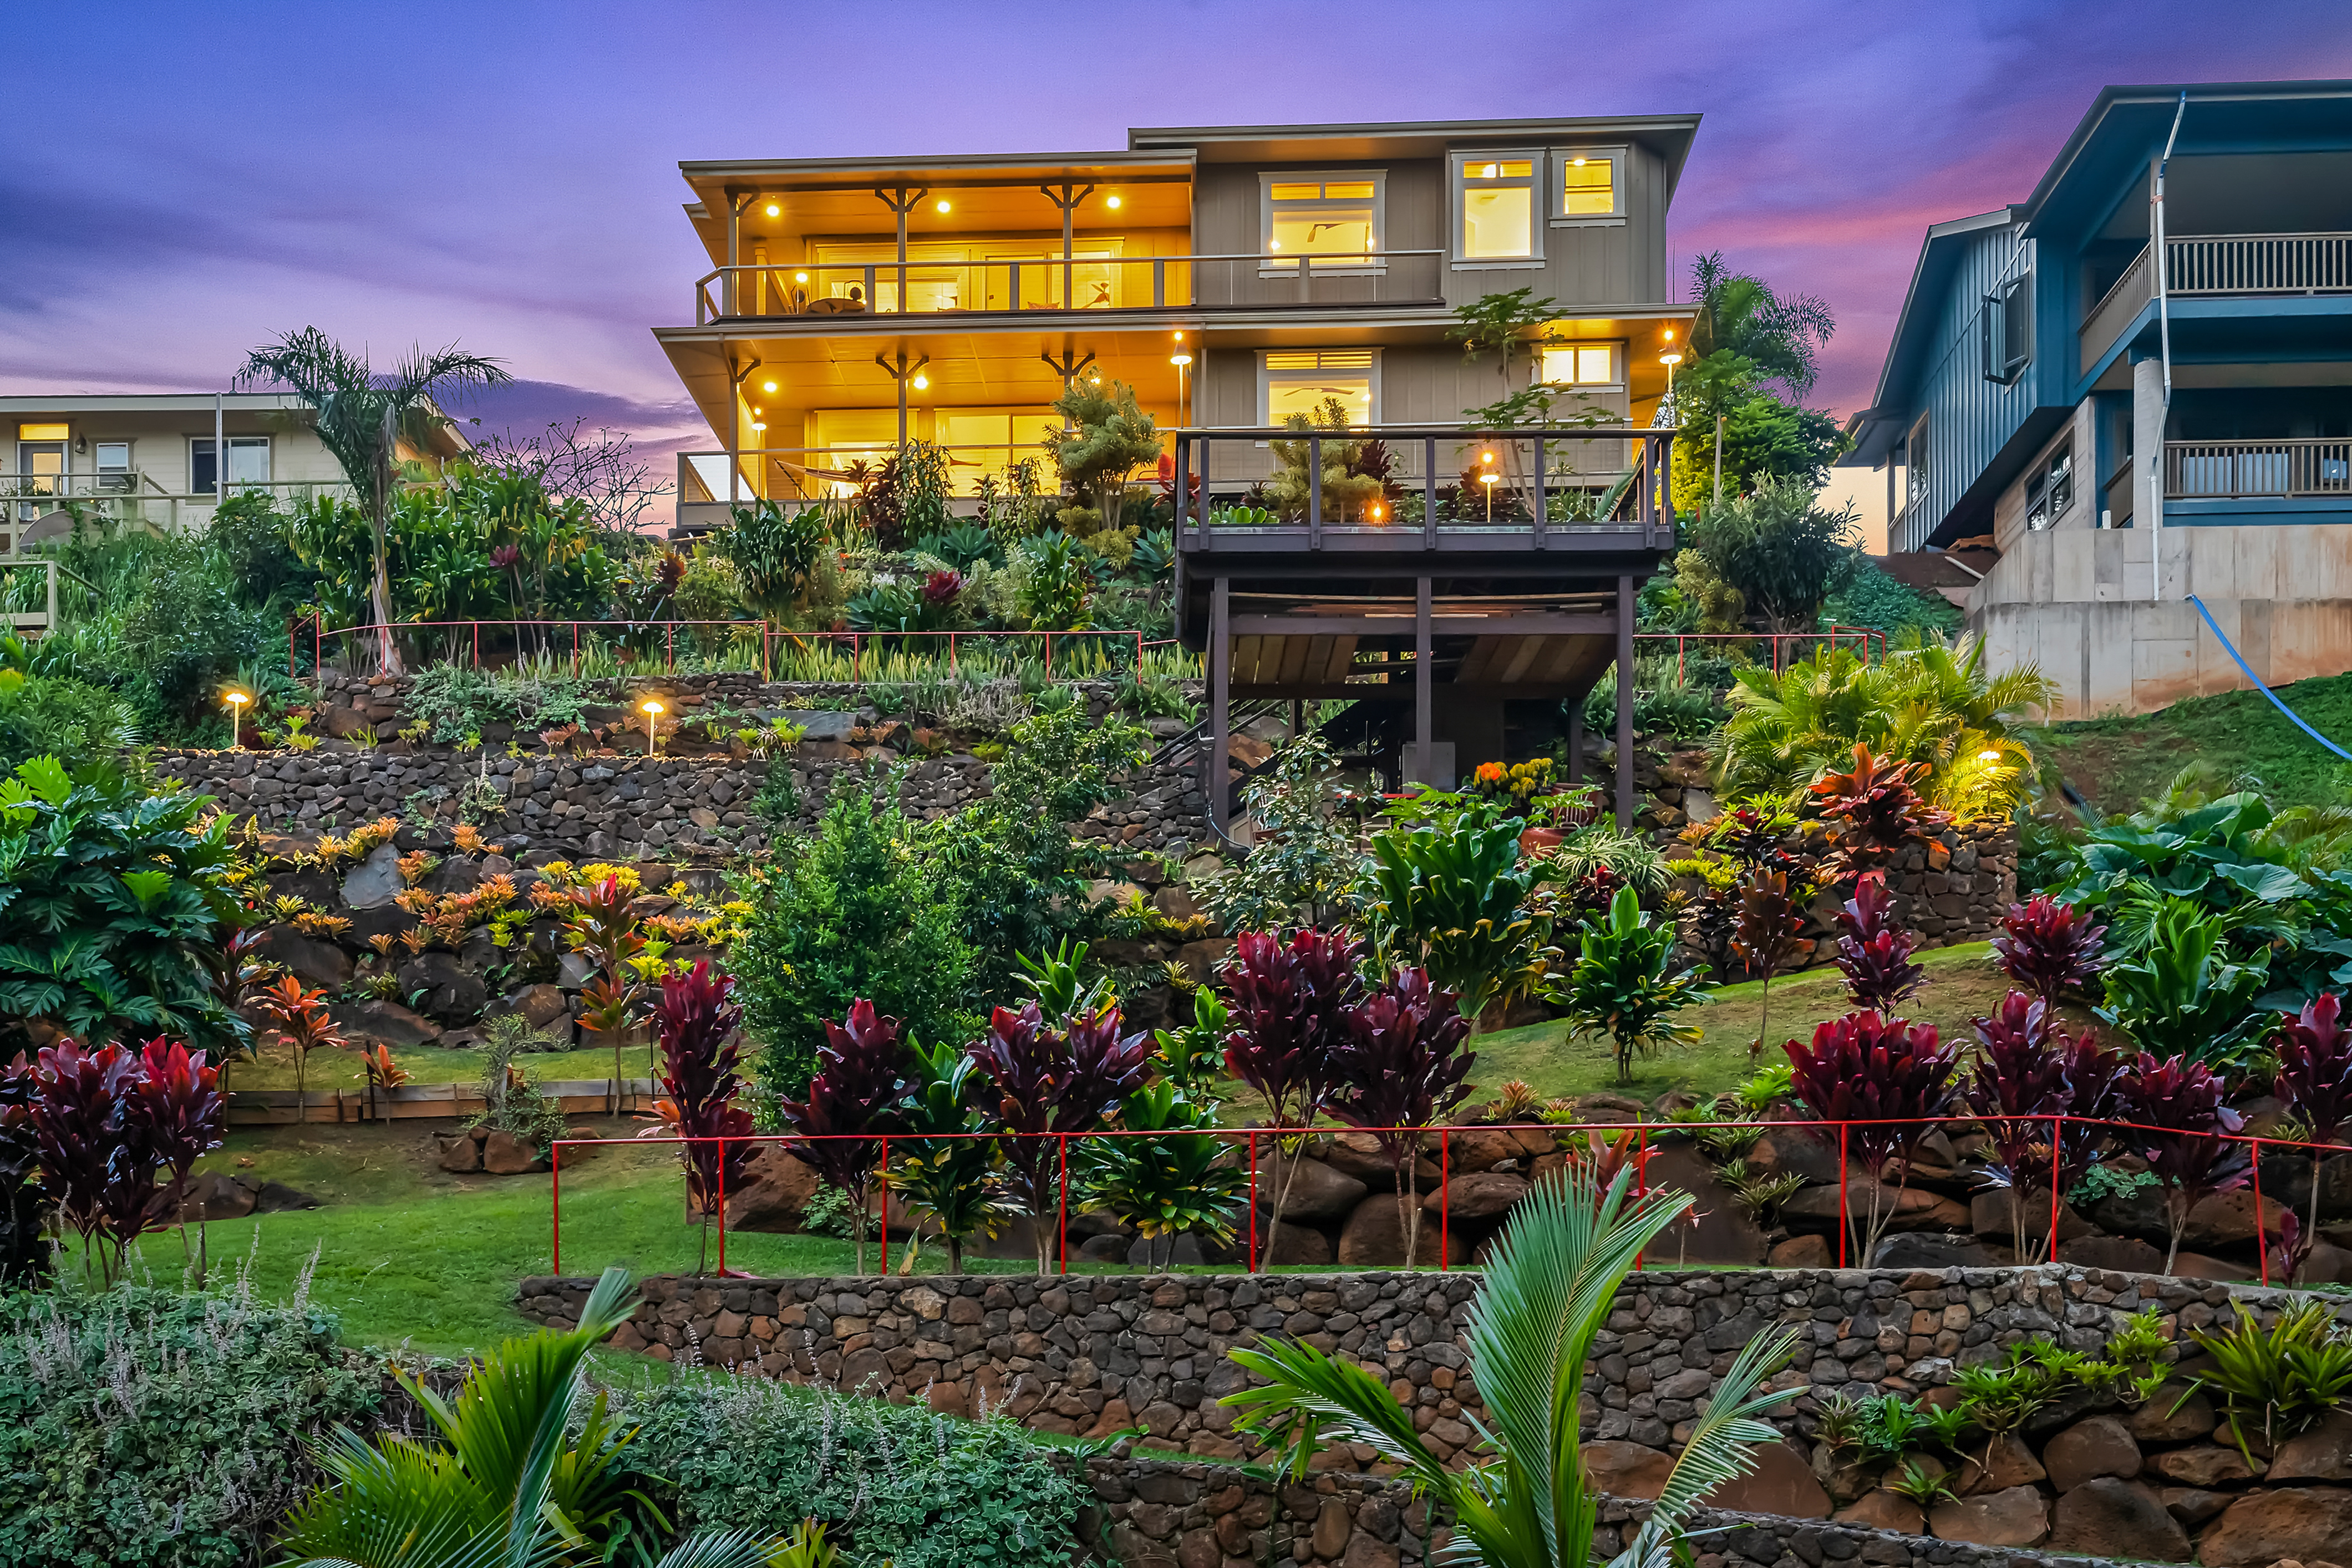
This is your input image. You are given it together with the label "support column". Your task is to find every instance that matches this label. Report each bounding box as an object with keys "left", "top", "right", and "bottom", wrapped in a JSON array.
[
  {"left": 724, "top": 193, "right": 753, "bottom": 317},
  {"left": 2131, "top": 350, "right": 2165, "bottom": 587},
  {"left": 1413, "top": 576, "right": 1432, "bottom": 785},
  {"left": 1566, "top": 685, "right": 1584, "bottom": 788},
  {"left": 1209, "top": 577, "right": 1230, "bottom": 836},
  {"left": 1616, "top": 573, "right": 1635, "bottom": 831}
]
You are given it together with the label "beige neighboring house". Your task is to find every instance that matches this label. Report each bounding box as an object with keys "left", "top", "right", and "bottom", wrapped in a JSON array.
[{"left": 0, "top": 392, "right": 474, "bottom": 557}]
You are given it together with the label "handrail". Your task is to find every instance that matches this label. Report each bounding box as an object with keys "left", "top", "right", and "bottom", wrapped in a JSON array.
[
  {"left": 694, "top": 248, "right": 1449, "bottom": 323},
  {"left": 550, "top": 1109, "right": 2347, "bottom": 1282},
  {"left": 2165, "top": 437, "right": 2352, "bottom": 499}
]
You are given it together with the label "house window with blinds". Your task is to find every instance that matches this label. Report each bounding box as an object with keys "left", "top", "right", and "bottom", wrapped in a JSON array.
[{"left": 1260, "top": 349, "right": 1380, "bottom": 425}]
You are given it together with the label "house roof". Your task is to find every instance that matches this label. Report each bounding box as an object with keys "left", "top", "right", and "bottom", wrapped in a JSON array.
[
  {"left": 1130, "top": 114, "right": 1702, "bottom": 196},
  {"left": 1838, "top": 207, "right": 2021, "bottom": 467}
]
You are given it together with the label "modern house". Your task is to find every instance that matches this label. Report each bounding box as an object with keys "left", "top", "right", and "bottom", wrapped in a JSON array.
[
  {"left": 1845, "top": 80, "right": 2352, "bottom": 717},
  {"left": 0, "top": 393, "right": 469, "bottom": 556},
  {"left": 651, "top": 116, "right": 1698, "bottom": 816}
]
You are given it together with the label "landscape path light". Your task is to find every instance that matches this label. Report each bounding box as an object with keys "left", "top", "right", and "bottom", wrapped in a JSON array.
[
  {"left": 224, "top": 689, "right": 250, "bottom": 749},
  {"left": 642, "top": 698, "right": 664, "bottom": 756}
]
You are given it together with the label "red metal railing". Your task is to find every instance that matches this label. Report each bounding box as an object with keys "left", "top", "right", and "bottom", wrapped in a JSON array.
[
  {"left": 549, "top": 1112, "right": 2346, "bottom": 1286},
  {"left": 289, "top": 617, "right": 1156, "bottom": 683}
]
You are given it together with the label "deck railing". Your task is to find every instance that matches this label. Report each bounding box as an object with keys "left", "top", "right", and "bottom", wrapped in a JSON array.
[
  {"left": 2083, "top": 232, "right": 2352, "bottom": 364},
  {"left": 694, "top": 249, "right": 1447, "bottom": 323},
  {"left": 2166, "top": 437, "right": 2352, "bottom": 499}
]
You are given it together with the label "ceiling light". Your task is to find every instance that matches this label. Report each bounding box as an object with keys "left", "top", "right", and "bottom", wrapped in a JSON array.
[
  {"left": 750, "top": 421, "right": 766, "bottom": 430},
  {"left": 794, "top": 271, "right": 809, "bottom": 283},
  {"left": 1106, "top": 194, "right": 1122, "bottom": 209},
  {"left": 911, "top": 373, "right": 929, "bottom": 390},
  {"left": 935, "top": 199, "right": 951, "bottom": 214},
  {"left": 1573, "top": 156, "right": 1588, "bottom": 167},
  {"left": 762, "top": 380, "right": 777, "bottom": 393},
  {"left": 1268, "top": 240, "right": 1282, "bottom": 251},
  {"left": 765, "top": 202, "right": 780, "bottom": 217}
]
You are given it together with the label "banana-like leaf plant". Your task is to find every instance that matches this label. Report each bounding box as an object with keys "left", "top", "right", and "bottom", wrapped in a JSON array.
[
  {"left": 1358, "top": 803, "right": 1560, "bottom": 1024},
  {"left": 1551, "top": 885, "right": 1709, "bottom": 1085},
  {"left": 1222, "top": 1168, "right": 1799, "bottom": 1568},
  {"left": 276, "top": 1264, "right": 800, "bottom": 1568}
]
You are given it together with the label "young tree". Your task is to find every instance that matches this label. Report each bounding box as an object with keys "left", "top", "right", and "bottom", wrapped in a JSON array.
[
  {"left": 652, "top": 960, "right": 751, "bottom": 1276},
  {"left": 1327, "top": 967, "right": 1476, "bottom": 1267},
  {"left": 2115, "top": 1053, "right": 2248, "bottom": 1274},
  {"left": 2270, "top": 992, "right": 2352, "bottom": 1281},
  {"left": 1966, "top": 992, "right": 2120, "bottom": 1261},
  {"left": 1673, "top": 253, "right": 1840, "bottom": 516},
  {"left": 1551, "top": 885, "right": 1709, "bottom": 1084},
  {"left": 1685, "top": 475, "right": 1859, "bottom": 635},
  {"left": 776, "top": 1000, "right": 907, "bottom": 1276},
  {"left": 1219, "top": 927, "right": 1365, "bottom": 1267},
  {"left": 127, "top": 1036, "right": 227, "bottom": 1277},
  {"left": 1784, "top": 1011, "right": 1961, "bottom": 1261},
  {"left": 557, "top": 874, "right": 649, "bottom": 1111},
  {"left": 1730, "top": 864, "right": 1810, "bottom": 1063},
  {"left": 236, "top": 329, "right": 510, "bottom": 671},
  {"left": 1043, "top": 379, "right": 1161, "bottom": 535},
  {"left": 1199, "top": 733, "right": 1364, "bottom": 934},
  {"left": 253, "top": 974, "right": 348, "bottom": 1101}
]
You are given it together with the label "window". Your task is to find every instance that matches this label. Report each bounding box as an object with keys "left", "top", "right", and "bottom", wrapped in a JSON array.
[
  {"left": 1539, "top": 344, "right": 1619, "bottom": 386},
  {"left": 17, "top": 422, "right": 68, "bottom": 442},
  {"left": 192, "top": 436, "right": 270, "bottom": 496},
  {"left": 1260, "top": 349, "right": 1379, "bottom": 425},
  {"left": 1982, "top": 274, "right": 2031, "bottom": 383},
  {"left": 1261, "top": 173, "right": 1384, "bottom": 272},
  {"left": 94, "top": 441, "right": 131, "bottom": 492},
  {"left": 1552, "top": 147, "right": 1624, "bottom": 223},
  {"left": 1906, "top": 414, "right": 1931, "bottom": 506},
  {"left": 2024, "top": 441, "right": 2073, "bottom": 530},
  {"left": 936, "top": 407, "right": 1059, "bottom": 494},
  {"left": 1454, "top": 154, "right": 1540, "bottom": 263}
]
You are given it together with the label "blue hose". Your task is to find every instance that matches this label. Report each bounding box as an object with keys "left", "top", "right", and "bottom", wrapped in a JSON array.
[{"left": 2187, "top": 593, "right": 2352, "bottom": 762}]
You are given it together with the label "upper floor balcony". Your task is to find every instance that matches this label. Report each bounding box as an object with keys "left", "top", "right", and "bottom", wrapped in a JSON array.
[
  {"left": 2081, "top": 232, "right": 2352, "bottom": 364},
  {"left": 693, "top": 248, "right": 1447, "bottom": 324}
]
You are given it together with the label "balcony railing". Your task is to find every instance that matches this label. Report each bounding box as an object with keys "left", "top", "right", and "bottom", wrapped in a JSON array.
[
  {"left": 693, "top": 250, "right": 1446, "bottom": 324},
  {"left": 2166, "top": 438, "right": 2352, "bottom": 500},
  {"left": 2082, "top": 232, "right": 2352, "bottom": 363},
  {"left": 3, "top": 473, "right": 355, "bottom": 549}
]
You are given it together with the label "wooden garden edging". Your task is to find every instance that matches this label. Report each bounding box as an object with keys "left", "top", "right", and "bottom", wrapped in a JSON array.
[{"left": 226, "top": 1078, "right": 657, "bottom": 1126}]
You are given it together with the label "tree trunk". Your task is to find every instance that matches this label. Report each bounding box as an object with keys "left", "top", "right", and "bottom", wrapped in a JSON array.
[
  {"left": 947, "top": 1234, "right": 964, "bottom": 1276},
  {"left": 1401, "top": 1148, "right": 1423, "bottom": 1270}
]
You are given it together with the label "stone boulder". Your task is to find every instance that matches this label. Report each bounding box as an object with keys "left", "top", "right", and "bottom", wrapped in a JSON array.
[
  {"left": 1833, "top": 1491, "right": 1922, "bottom": 1535},
  {"left": 1638, "top": 1144, "right": 1767, "bottom": 1265},
  {"left": 397, "top": 952, "right": 490, "bottom": 1025},
  {"left": 2049, "top": 1477, "right": 2192, "bottom": 1562},
  {"left": 2058, "top": 1234, "right": 2166, "bottom": 1274},
  {"left": 1871, "top": 1232, "right": 1996, "bottom": 1269},
  {"left": 176, "top": 1172, "right": 260, "bottom": 1221},
  {"left": 1314, "top": 1131, "right": 1437, "bottom": 1190},
  {"left": 486, "top": 983, "right": 571, "bottom": 1032},
  {"left": 1769, "top": 1235, "right": 1832, "bottom": 1267},
  {"left": 1969, "top": 1188, "right": 2091, "bottom": 1243},
  {"left": 331, "top": 999, "right": 443, "bottom": 1048},
  {"left": 2127, "top": 1383, "right": 2214, "bottom": 1443},
  {"left": 1335, "top": 1193, "right": 1468, "bottom": 1266},
  {"left": 1581, "top": 1440, "right": 1673, "bottom": 1499},
  {"left": 1259, "top": 1222, "right": 1333, "bottom": 1266},
  {"left": 2043, "top": 1413, "right": 2141, "bottom": 1491},
  {"left": 341, "top": 844, "right": 406, "bottom": 909},
  {"left": 1929, "top": 1485, "right": 2049, "bottom": 1547},
  {"left": 1247, "top": 1153, "right": 1368, "bottom": 1224},
  {"left": 2181, "top": 1188, "right": 2290, "bottom": 1251},
  {"left": 1703, "top": 1441, "right": 1829, "bottom": 1519},
  {"left": 2270, "top": 1411, "right": 2352, "bottom": 1482},
  {"left": 1421, "top": 1171, "right": 1527, "bottom": 1221},
  {"left": 481, "top": 1130, "right": 547, "bottom": 1175},
  {"left": 252, "top": 927, "right": 353, "bottom": 992},
  {"left": 440, "top": 1129, "right": 485, "bottom": 1173},
  {"left": 1955, "top": 1432, "right": 2045, "bottom": 1495},
  {"left": 2147, "top": 1445, "right": 2256, "bottom": 1487},
  {"left": 724, "top": 1144, "right": 822, "bottom": 1233},
  {"left": 2197, "top": 1486, "right": 2352, "bottom": 1567}
]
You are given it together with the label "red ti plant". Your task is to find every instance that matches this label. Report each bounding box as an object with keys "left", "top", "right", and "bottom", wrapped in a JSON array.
[
  {"left": 1966, "top": 994, "right": 2121, "bottom": 1260},
  {"left": 1218, "top": 928, "right": 1367, "bottom": 1268},
  {"left": 1785, "top": 1011, "right": 1962, "bottom": 1262},
  {"left": 253, "top": 973, "right": 348, "bottom": 1101},
  {"left": 1833, "top": 874, "right": 1923, "bottom": 1014},
  {"left": 2270, "top": 991, "right": 2352, "bottom": 1281},
  {"left": 1731, "top": 866, "right": 1812, "bottom": 1063},
  {"left": 1327, "top": 967, "right": 1476, "bottom": 1269},
  {"left": 778, "top": 1000, "right": 906, "bottom": 1277},
  {"left": 0, "top": 1063, "right": 43, "bottom": 1285},
  {"left": 1807, "top": 744, "right": 1950, "bottom": 882},
  {"left": 964, "top": 999, "right": 1154, "bottom": 1273},
  {"left": 1992, "top": 896, "right": 2107, "bottom": 1009},
  {"left": 124, "top": 1037, "right": 226, "bottom": 1280},
  {"left": 21, "top": 1040, "right": 148, "bottom": 1283},
  {"left": 654, "top": 960, "right": 752, "bottom": 1275},
  {"left": 2115, "top": 1052, "right": 2248, "bottom": 1275},
  {"left": 561, "top": 874, "right": 650, "bottom": 1110}
]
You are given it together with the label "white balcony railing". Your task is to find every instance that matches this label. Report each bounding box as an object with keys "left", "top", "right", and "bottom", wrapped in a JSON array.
[
  {"left": 693, "top": 250, "right": 1447, "bottom": 324},
  {"left": 2166, "top": 438, "right": 2352, "bottom": 500}
]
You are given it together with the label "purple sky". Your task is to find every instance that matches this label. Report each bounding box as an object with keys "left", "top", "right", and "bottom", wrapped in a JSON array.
[{"left": 9, "top": 1, "right": 2351, "bottom": 531}]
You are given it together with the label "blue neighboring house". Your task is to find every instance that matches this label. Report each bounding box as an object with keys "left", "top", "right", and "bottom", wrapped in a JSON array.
[{"left": 1844, "top": 80, "right": 2352, "bottom": 717}]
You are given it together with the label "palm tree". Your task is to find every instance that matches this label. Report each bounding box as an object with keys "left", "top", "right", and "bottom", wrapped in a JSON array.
[
  {"left": 1687, "top": 253, "right": 1836, "bottom": 400},
  {"left": 275, "top": 1265, "right": 824, "bottom": 1567},
  {"left": 1222, "top": 1169, "right": 1798, "bottom": 1568},
  {"left": 1716, "top": 633, "right": 2056, "bottom": 819},
  {"left": 237, "top": 328, "right": 511, "bottom": 673}
]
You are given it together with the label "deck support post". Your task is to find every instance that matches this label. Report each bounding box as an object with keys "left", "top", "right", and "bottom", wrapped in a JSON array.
[
  {"left": 1567, "top": 683, "right": 1585, "bottom": 787},
  {"left": 1210, "top": 576, "right": 1231, "bottom": 835},
  {"left": 1412, "top": 576, "right": 1432, "bottom": 786},
  {"left": 1616, "top": 573, "right": 1635, "bottom": 830}
]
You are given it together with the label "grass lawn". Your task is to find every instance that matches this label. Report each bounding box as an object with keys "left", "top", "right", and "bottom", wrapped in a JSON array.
[
  {"left": 1466, "top": 940, "right": 2013, "bottom": 1104},
  {"left": 2033, "top": 668, "right": 2352, "bottom": 813}
]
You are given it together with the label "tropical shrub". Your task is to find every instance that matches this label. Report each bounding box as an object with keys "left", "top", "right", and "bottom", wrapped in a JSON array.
[
  {"left": 0, "top": 1279, "right": 376, "bottom": 1568},
  {"left": 1325, "top": 966, "right": 1477, "bottom": 1266},
  {"left": 1729, "top": 863, "right": 1810, "bottom": 1060},
  {"left": 277, "top": 1266, "right": 781, "bottom": 1568},
  {"left": 1358, "top": 800, "right": 1559, "bottom": 1023},
  {"left": 653, "top": 961, "right": 751, "bottom": 1272},
  {"left": 2187, "top": 1301, "right": 2352, "bottom": 1458},
  {"left": 613, "top": 1368, "right": 1086, "bottom": 1568},
  {"left": 734, "top": 777, "right": 973, "bottom": 1098},
  {"left": 778, "top": 1001, "right": 908, "bottom": 1276},
  {"left": 0, "top": 1070, "right": 40, "bottom": 1286},
  {"left": 2273, "top": 992, "right": 2352, "bottom": 1279},
  {"left": 553, "top": 872, "right": 651, "bottom": 1099},
  {"left": 1965, "top": 993, "right": 2121, "bottom": 1260},
  {"left": 1552, "top": 885, "right": 1709, "bottom": 1083},
  {"left": 1219, "top": 927, "right": 1364, "bottom": 1264},
  {"left": 0, "top": 756, "right": 245, "bottom": 1057},
  {"left": 890, "top": 1032, "right": 1002, "bottom": 1275},
  {"left": 1992, "top": 895, "right": 2107, "bottom": 1006},
  {"left": 2114, "top": 1052, "right": 2250, "bottom": 1274},
  {"left": 1832, "top": 874, "right": 1923, "bottom": 1012},
  {"left": 1784, "top": 1011, "right": 1962, "bottom": 1260},
  {"left": 1198, "top": 732, "right": 1363, "bottom": 933},
  {"left": 1079, "top": 1077, "right": 1247, "bottom": 1266},
  {"left": 0, "top": 670, "right": 138, "bottom": 769},
  {"left": 1716, "top": 636, "right": 2054, "bottom": 820},
  {"left": 2094, "top": 897, "right": 2274, "bottom": 1077},
  {"left": 715, "top": 498, "right": 831, "bottom": 621},
  {"left": 1806, "top": 745, "right": 1949, "bottom": 883},
  {"left": 1223, "top": 1168, "right": 1799, "bottom": 1565}
]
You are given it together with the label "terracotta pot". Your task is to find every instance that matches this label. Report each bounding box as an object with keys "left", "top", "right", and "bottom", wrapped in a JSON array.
[{"left": 1518, "top": 827, "right": 1565, "bottom": 857}]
